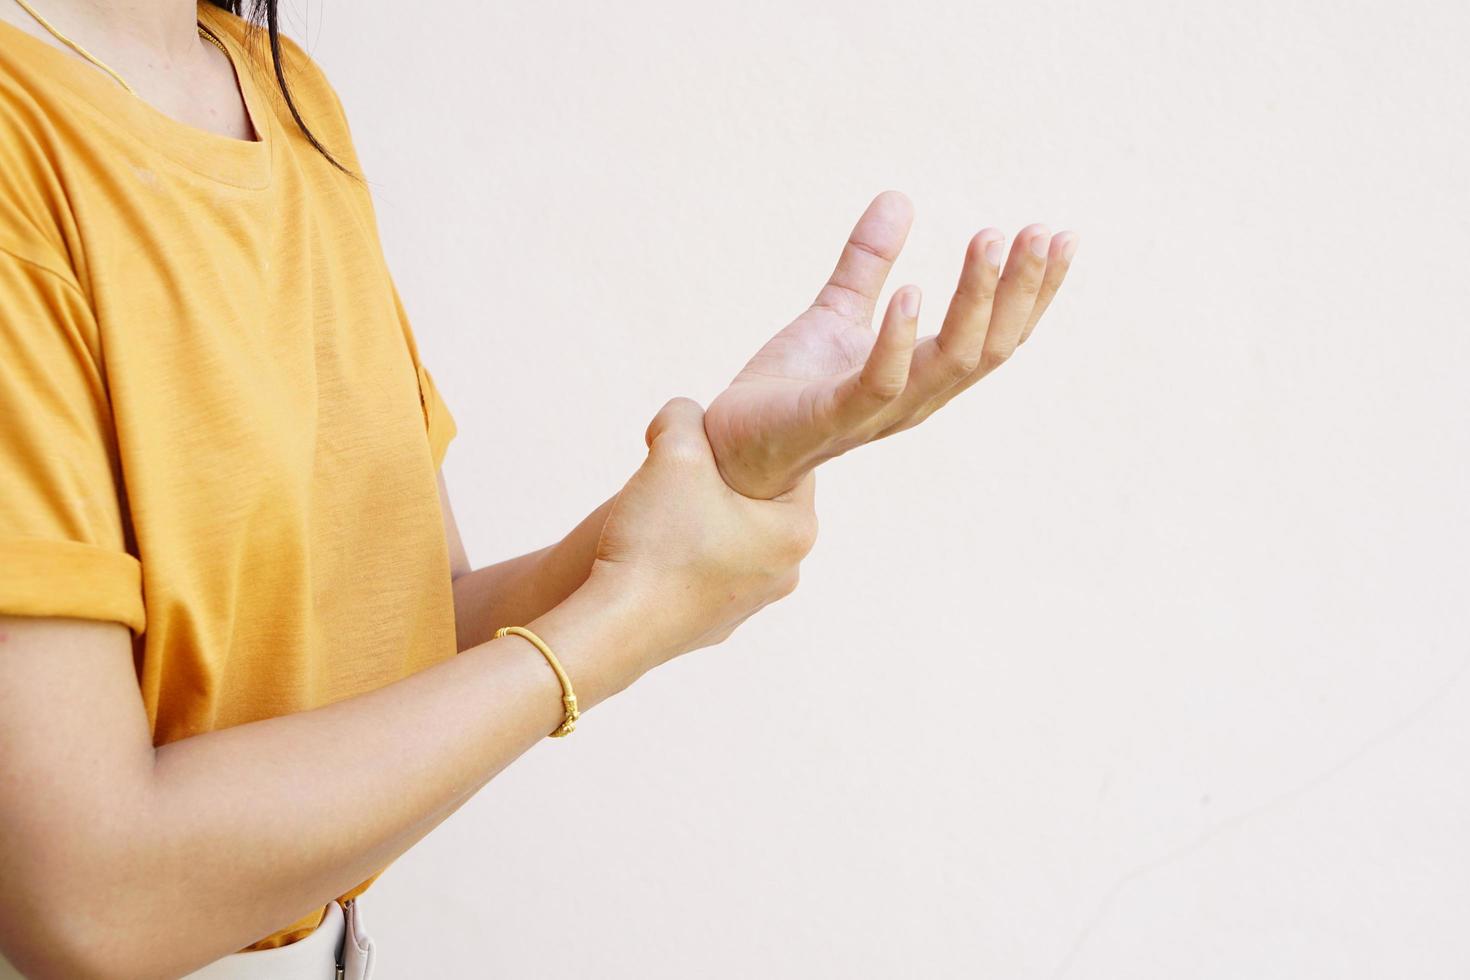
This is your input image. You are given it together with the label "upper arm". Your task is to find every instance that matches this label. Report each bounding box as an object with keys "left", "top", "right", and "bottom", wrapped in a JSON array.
[
  {"left": 0, "top": 245, "right": 157, "bottom": 971},
  {"left": 0, "top": 250, "right": 146, "bottom": 634},
  {"left": 0, "top": 616, "right": 156, "bottom": 974},
  {"left": 438, "top": 468, "right": 470, "bottom": 582}
]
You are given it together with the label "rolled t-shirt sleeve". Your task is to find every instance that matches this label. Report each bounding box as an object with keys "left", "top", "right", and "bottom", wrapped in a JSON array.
[
  {"left": 417, "top": 361, "right": 457, "bottom": 472},
  {"left": 0, "top": 248, "right": 145, "bottom": 635},
  {"left": 314, "top": 63, "right": 458, "bottom": 472},
  {"left": 387, "top": 275, "right": 458, "bottom": 470}
]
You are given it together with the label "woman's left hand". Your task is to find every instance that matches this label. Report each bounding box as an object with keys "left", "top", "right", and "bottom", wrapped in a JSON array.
[{"left": 703, "top": 190, "right": 1079, "bottom": 500}]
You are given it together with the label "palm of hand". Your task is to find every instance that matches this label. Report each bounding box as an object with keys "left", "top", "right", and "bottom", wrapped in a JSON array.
[
  {"left": 704, "top": 309, "right": 880, "bottom": 497},
  {"left": 705, "top": 190, "right": 1079, "bottom": 500}
]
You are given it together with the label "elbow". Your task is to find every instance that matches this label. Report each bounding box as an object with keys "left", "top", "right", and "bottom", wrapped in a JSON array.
[
  {"left": 4, "top": 886, "right": 233, "bottom": 980},
  {"left": 1, "top": 862, "right": 161, "bottom": 980},
  {"left": 0, "top": 904, "right": 130, "bottom": 980},
  {"left": 3, "top": 848, "right": 258, "bottom": 980},
  {"left": 1, "top": 774, "right": 171, "bottom": 977}
]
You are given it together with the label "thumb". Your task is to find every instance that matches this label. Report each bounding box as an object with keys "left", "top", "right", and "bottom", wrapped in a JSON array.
[{"left": 644, "top": 396, "right": 707, "bottom": 451}]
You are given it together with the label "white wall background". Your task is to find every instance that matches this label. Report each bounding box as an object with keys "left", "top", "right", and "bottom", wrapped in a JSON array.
[{"left": 299, "top": 1, "right": 1469, "bottom": 976}]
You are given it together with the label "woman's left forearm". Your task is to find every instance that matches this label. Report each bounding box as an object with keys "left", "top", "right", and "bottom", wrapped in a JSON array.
[{"left": 451, "top": 494, "right": 617, "bottom": 651}]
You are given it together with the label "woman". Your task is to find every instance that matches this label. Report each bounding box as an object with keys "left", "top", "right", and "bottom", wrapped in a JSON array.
[{"left": 0, "top": 0, "right": 1077, "bottom": 976}]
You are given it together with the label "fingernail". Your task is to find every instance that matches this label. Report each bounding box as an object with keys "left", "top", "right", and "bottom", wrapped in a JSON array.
[
  {"left": 1028, "top": 232, "right": 1051, "bottom": 258},
  {"left": 1058, "top": 232, "right": 1079, "bottom": 261},
  {"left": 901, "top": 287, "right": 921, "bottom": 318},
  {"left": 984, "top": 237, "right": 1005, "bottom": 267}
]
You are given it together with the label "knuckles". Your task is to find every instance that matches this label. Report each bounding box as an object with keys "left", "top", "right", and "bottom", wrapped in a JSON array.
[
  {"left": 776, "top": 568, "right": 801, "bottom": 599},
  {"left": 937, "top": 341, "right": 983, "bottom": 379},
  {"left": 651, "top": 432, "right": 710, "bottom": 468},
  {"left": 1003, "top": 271, "right": 1043, "bottom": 297},
  {"left": 780, "top": 507, "right": 819, "bottom": 561},
  {"left": 980, "top": 344, "right": 1016, "bottom": 373},
  {"left": 863, "top": 372, "right": 908, "bottom": 401}
]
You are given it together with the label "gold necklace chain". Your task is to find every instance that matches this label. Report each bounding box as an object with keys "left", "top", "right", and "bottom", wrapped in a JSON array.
[{"left": 9, "top": 0, "right": 230, "bottom": 97}]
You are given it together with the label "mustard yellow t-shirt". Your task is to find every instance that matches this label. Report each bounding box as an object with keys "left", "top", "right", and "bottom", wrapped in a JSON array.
[{"left": 0, "top": 3, "right": 459, "bottom": 951}]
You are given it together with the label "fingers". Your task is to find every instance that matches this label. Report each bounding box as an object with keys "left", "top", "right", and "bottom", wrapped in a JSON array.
[
  {"left": 1017, "top": 231, "right": 1079, "bottom": 345},
  {"left": 862, "top": 221, "right": 1075, "bottom": 440},
  {"left": 811, "top": 190, "right": 914, "bottom": 323},
  {"left": 772, "top": 468, "right": 817, "bottom": 509},
  {"left": 932, "top": 227, "right": 1004, "bottom": 379},
  {"left": 979, "top": 222, "right": 1051, "bottom": 371},
  {"left": 878, "top": 228, "right": 1003, "bottom": 411},
  {"left": 644, "top": 396, "right": 711, "bottom": 461},
  {"left": 862, "top": 286, "right": 921, "bottom": 397},
  {"left": 827, "top": 285, "right": 922, "bottom": 430},
  {"left": 746, "top": 480, "right": 818, "bottom": 563}
]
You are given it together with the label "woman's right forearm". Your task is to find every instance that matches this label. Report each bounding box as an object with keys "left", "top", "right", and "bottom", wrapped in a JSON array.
[{"left": 8, "top": 576, "right": 654, "bottom": 980}]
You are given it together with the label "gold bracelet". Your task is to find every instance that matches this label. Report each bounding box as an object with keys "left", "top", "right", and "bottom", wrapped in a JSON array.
[{"left": 494, "top": 625, "right": 580, "bottom": 738}]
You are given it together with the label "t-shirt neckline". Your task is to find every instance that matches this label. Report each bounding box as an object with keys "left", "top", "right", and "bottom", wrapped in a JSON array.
[{"left": 0, "top": 2, "right": 274, "bottom": 189}]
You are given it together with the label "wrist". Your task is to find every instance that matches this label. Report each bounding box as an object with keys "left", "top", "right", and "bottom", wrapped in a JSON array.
[
  {"left": 713, "top": 448, "right": 817, "bottom": 502},
  {"left": 523, "top": 563, "right": 663, "bottom": 711}
]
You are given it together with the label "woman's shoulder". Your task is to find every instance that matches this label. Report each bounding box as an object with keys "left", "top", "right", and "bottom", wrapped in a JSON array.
[
  {"left": 0, "top": 69, "right": 77, "bottom": 280},
  {"left": 201, "top": 4, "right": 334, "bottom": 92},
  {"left": 199, "top": 5, "right": 360, "bottom": 166}
]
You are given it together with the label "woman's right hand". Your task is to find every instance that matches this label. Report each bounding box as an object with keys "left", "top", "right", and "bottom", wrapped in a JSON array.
[{"left": 589, "top": 396, "right": 819, "bottom": 673}]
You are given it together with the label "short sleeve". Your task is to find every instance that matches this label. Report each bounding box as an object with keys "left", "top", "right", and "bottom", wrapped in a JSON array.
[
  {"left": 386, "top": 275, "right": 458, "bottom": 470},
  {"left": 290, "top": 43, "right": 458, "bottom": 471},
  {"left": 291, "top": 44, "right": 459, "bottom": 471},
  {"left": 418, "top": 362, "right": 458, "bottom": 471},
  {"left": 0, "top": 248, "right": 146, "bottom": 635}
]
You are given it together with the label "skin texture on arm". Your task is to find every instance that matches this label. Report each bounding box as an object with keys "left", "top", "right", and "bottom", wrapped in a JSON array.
[
  {"left": 437, "top": 468, "right": 620, "bottom": 654},
  {"left": 0, "top": 400, "right": 815, "bottom": 979},
  {"left": 0, "top": 588, "right": 641, "bottom": 978}
]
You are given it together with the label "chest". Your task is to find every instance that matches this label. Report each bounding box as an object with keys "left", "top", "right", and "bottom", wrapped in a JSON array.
[{"left": 65, "top": 163, "right": 429, "bottom": 560}]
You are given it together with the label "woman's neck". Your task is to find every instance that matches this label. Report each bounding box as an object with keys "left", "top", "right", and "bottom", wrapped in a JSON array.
[
  {"left": 1, "top": 0, "right": 258, "bottom": 143},
  {"left": 13, "top": 0, "right": 206, "bottom": 61}
]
